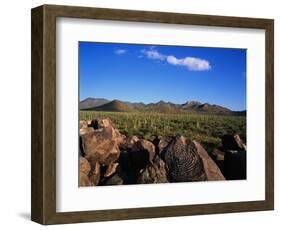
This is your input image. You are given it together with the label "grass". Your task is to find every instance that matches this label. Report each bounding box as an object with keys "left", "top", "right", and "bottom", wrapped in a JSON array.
[{"left": 80, "top": 111, "right": 246, "bottom": 151}]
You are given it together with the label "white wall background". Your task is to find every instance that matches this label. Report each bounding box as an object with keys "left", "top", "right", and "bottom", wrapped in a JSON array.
[{"left": 0, "top": 0, "right": 279, "bottom": 228}]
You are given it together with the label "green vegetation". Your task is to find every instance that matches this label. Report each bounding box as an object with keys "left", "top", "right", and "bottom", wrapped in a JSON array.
[{"left": 80, "top": 111, "right": 246, "bottom": 151}]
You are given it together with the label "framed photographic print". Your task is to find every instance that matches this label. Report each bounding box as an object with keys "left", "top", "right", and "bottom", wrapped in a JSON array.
[{"left": 31, "top": 4, "right": 274, "bottom": 225}]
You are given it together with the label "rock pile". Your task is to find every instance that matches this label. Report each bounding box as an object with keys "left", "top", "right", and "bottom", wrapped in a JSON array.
[{"left": 79, "top": 118, "right": 246, "bottom": 186}]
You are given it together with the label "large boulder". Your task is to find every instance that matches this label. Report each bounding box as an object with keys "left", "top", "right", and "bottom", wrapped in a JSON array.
[
  {"left": 81, "top": 124, "right": 123, "bottom": 166},
  {"left": 163, "top": 136, "right": 207, "bottom": 182},
  {"left": 125, "top": 139, "right": 156, "bottom": 176},
  {"left": 132, "top": 139, "right": 156, "bottom": 164},
  {"left": 79, "top": 157, "right": 91, "bottom": 186},
  {"left": 137, "top": 156, "right": 168, "bottom": 184},
  {"left": 193, "top": 141, "right": 225, "bottom": 181}
]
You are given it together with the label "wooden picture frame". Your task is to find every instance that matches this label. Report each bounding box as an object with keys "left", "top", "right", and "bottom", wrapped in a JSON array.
[{"left": 31, "top": 4, "right": 274, "bottom": 225}]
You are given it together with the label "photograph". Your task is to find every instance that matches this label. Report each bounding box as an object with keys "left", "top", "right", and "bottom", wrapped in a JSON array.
[
  {"left": 78, "top": 42, "right": 247, "bottom": 187},
  {"left": 30, "top": 4, "right": 274, "bottom": 224}
]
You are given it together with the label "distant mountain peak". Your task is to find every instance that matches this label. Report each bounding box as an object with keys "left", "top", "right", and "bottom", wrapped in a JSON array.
[
  {"left": 190, "top": 100, "right": 201, "bottom": 104},
  {"left": 82, "top": 97, "right": 105, "bottom": 101},
  {"left": 156, "top": 100, "right": 166, "bottom": 104},
  {"left": 111, "top": 99, "right": 122, "bottom": 103},
  {"left": 182, "top": 100, "right": 202, "bottom": 110},
  {"left": 183, "top": 100, "right": 202, "bottom": 105},
  {"left": 79, "top": 97, "right": 109, "bottom": 109},
  {"left": 85, "top": 99, "right": 132, "bottom": 112}
]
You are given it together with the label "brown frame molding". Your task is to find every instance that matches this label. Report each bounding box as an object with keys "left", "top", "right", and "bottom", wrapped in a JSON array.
[{"left": 31, "top": 4, "right": 274, "bottom": 225}]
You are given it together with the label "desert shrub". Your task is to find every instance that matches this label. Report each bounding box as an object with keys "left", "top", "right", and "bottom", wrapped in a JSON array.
[{"left": 80, "top": 111, "right": 246, "bottom": 150}]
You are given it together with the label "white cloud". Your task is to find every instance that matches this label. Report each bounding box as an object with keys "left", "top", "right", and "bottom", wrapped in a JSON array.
[
  {"left": 114, "top": 49, "right": 127, "bottom": 55},
  {"left": 141, "top": 48, "right": 211, "bottom": 71},
  {"left": 141, "top": 49, "right": 166, "bottom": 60},
  {"left": 166, "top": 55, "right": 178, "bottom": 65},
  {"left": 167, "top": 55, "right": 211, "bottom": 71}
]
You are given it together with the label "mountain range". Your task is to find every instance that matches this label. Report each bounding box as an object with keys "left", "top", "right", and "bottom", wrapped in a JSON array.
[{"left": 80, "top": 97, "right": 246, "bottom": 115}]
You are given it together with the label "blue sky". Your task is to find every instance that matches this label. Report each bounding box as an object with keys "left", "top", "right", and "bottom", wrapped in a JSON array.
[{"left": 79, "top": 42, "right": 246, "bottom": 111}]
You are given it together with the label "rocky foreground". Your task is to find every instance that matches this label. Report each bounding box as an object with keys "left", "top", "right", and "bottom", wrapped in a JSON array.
[{"left": 79, "top": 118, "right": 246, "bottom": 186}]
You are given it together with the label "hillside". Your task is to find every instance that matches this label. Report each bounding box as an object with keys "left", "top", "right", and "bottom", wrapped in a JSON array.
[
  {"left": 79, "top": 97, "right": 109, "bottom": 109},
  {"left": 80, "top": 98, "right": 245, "bottom": 115},
  {"left": 144, "top": 100, "right": 181, "bottom": 113},
  {"left": 85, "top": 99, "right": 132, "bottom": 112}
]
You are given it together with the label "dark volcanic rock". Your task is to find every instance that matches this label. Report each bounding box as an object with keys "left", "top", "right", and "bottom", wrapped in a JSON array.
[
  {"left": 163, "top": 136, "right": 207, "bottom": 182},
  {"left": 211, "top": 148, "right": 226, "bottom": 175},
  {"left": 117, "top": 151, "right": 138, "bottom": 184},
  {"left": 212, "top": 148, "right": 225, "bottom": 161},
  {"left": 116, "top": 139, "right": 156, "bottom": 184},
  {"left": 220, "top": 134, "right": 246, "bottom": 180},
  {"left": 152, "top": 136, "right": 171, "bottom": 156},
  {"left": 222, "top": 134, "right": 246, "bottom": 151},
  {"left": 104, "top": 162, "right": 119, "bottom": 177},
  {"left": 137, "top": 156, "right": 168, "bottom": 184},
  {"left": 224, "top": 150, "right": 246, "bottom": 180},
  {"left": 119, "top": 135, "right": 139, "bottom": 150},
  {"left": 125, "top": 139, "right": 155, "bottom": 176},
  {"left": 101, "top": 173, "right": 124, "bottom": 185},
  {"left": 233, "top": 134, "right": 247, "bottom": 150},
  {"left": 99, "top": 164, "right": 134, "bottom": 185},
  {"left": 89, "top": 119, "right": 99, "bottom": 130},
  {"left": 132, "top": 139, "right": 156, "bottom": 164}
]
